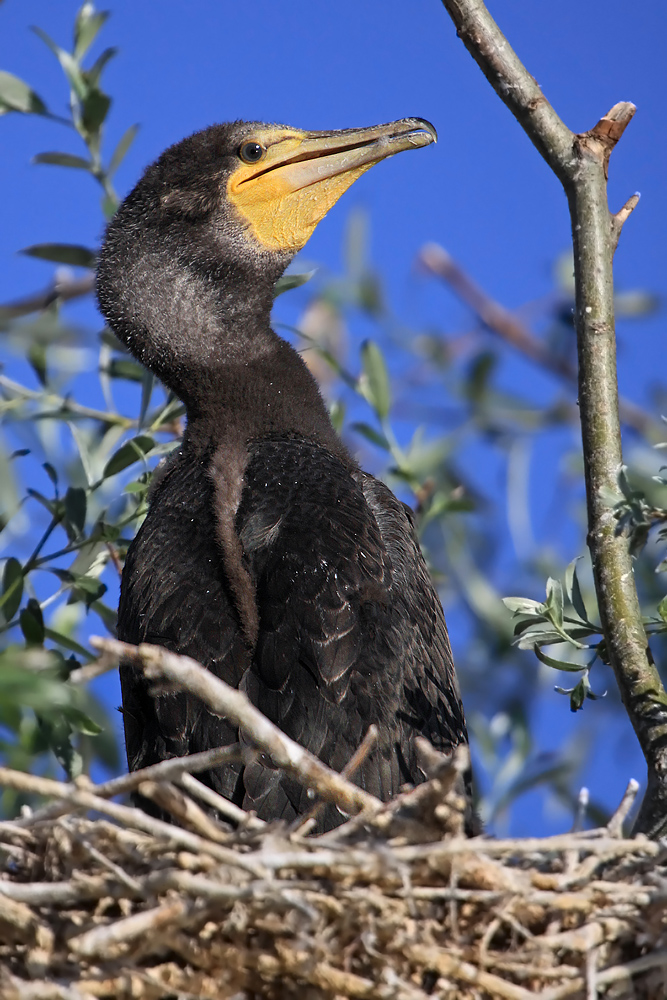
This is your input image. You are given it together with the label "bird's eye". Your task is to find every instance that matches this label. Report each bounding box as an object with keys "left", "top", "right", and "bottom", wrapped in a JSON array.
[{"left": 239, "top": 141, "right": 265, "bottom": 164}]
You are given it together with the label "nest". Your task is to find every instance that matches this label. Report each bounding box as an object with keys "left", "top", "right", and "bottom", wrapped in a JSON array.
[{"left": 1, "top": 641, "right": 667, "bottom": 999}]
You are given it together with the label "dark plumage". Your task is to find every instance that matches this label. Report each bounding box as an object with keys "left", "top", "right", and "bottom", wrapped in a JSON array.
[{"left": 97, "top": 119, "right": 469, "bottom": 829}]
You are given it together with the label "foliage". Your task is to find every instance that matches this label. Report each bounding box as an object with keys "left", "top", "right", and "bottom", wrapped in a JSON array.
[{"left": 1, "top": 3, "right": 665, "bottom": 833}]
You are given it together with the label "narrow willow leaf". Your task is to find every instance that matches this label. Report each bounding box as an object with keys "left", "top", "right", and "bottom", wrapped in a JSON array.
[
  {"left": 20, "top": 243, "right": 97, "bottom": 268},
  {"left": 32, "top": 27, "right": 88, "bottom": 101},
  {"left": 44, "top": 717, "right": 83, "bottom": 780},
  {"left": 534, "top": 644, "right": 587, "bottom": 673},
  {"left": 44, "top": 627, "right": 93, "bottom": 661},
  {"left": 564, "top": 558, "right": 591, "bottom": 624},
  {"left": 87, "top": 46, "right": 117, "bottom": 88},
  {"left": 65, "top": 486, "right": 87, "bottom": 535},
  {"left": 103, "top": 435, "right": 154, "bottom": 478},
  {"left": 360, "top": 340, "right": 390, "bottom": 419},
  {"left": 43, "top": 462, "right": 59, "bottom": 490},
  {"left": 502, "top": 596, "right": 544, "bottom": 615},
  {"left": 61, "top": 705, "right": 103, "bottom": 735},
  {"left": 0, "top": 71, "right": 48, "bottom": 115},
  {"left": 20, "top": 598, "right": 45, "bottom": 646},
  {"left": 1, "top": 558, "right": 23, "bottom": 620},
  {"left": 545, "top": 577, "right": 564, "bottom": 628},
  {"left": 138, "top": 371, "right": 154, "bottom": 428},
  {"left": 108, "top": 123, "right": 139, "bottom": 177},
  {"left": 68, "top": 423, "right": 95, "bottom": 487},
  {"left": 107, "top": 358, "right": 144, "bottom": 381},
  {"left": 351, "top": 422, "right": 390, "bottom": 450},
  {"left": 33, "top": 151, "right": 92, "bottom": 170},
  {"left": 569, "top": 678, "right": 587, "bottom": 712},
  {"left": 274, "top": 270, "right": 316, "bottom": 297},
  {"left": 101, "top": 192, "right": 118, "bottom": 220},
  {"left": 74, "top": 5, "right": 109, "bottom": 59},
  {"left": 81, "top": 88, "right": 111, "bottom": 133},
  {"left": 28, "top": 343, "right": 48, "bottom": 386}
]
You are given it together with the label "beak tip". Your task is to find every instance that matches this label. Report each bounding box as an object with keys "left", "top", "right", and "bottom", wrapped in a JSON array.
[{"left": 418, "top": 118, "right": 438, "bottom": 145}]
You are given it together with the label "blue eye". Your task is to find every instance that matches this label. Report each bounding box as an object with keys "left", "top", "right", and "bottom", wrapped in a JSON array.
[{"left": 239, "top": 142, "right": 265, "bottom": 164}]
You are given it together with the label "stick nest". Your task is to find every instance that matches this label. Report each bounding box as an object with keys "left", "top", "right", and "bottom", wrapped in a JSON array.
[
  {"left": 2, "top": 645, "right": 667, "bottom": 998},
  {"left": 1, "top": 766, "right": 666, "bottom": 1000}
]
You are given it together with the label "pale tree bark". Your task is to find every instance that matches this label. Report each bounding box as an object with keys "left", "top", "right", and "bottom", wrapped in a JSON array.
[{"left": 439, "top": 0, "right": 667, "bottom": 835}]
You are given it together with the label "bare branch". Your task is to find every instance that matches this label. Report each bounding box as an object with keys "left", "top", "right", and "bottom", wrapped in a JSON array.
[
  {"left": 611, "top": 193, "right": 641, "bottom": 250},
  {"left": 419, "top": 241, "right": 660, "bottom": 440},
  {"left": 607, "top": 779, "right": 640, "bottom": 837},
  {"left": 439, "top": 0, "right": 667, "bottom": 837},
  {"left": 0, "top": 271, "right": 94, "bottom": 323}
]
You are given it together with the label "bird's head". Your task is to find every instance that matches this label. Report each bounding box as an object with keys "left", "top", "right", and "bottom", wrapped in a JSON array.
[
  {"left": 139, "top": 117, "right": 437, "bottom": 256},
  {"left": 97, "top": 118, "right": 436, "bottom": 408}
]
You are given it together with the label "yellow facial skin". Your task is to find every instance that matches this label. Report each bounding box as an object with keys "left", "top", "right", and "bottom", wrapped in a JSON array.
[{"left": 227, "top": 119, "right": 437, "bottom": 253}]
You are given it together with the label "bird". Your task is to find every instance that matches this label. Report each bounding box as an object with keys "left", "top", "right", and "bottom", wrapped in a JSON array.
[{"left": 96, "top": 118, "right": 470, "bottom": 830}]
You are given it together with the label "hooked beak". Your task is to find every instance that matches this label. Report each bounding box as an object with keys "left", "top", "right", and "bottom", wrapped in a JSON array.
[{"left": 227, "top": 118, "right": 437, "bottom": 252}]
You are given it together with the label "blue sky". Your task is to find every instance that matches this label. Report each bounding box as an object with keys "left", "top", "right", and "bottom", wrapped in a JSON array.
[{"left": 1, "top": 1, "right": 665, "bottom": 834}]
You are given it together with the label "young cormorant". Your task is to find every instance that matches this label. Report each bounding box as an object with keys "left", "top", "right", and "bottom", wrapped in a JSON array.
[{"left": 97, "top": 119, "right": 469, "bottom": 827}]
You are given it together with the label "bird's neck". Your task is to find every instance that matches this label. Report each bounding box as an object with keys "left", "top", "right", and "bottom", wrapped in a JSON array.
[{"left": 97, "top": 229, "right": 347, "bottom": 459}]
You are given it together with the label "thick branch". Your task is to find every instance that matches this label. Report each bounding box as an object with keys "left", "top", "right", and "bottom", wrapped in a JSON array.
[
  {"left": 440, "top": 0, "right": 667, "bottom": 835},
  {"left": 440, "top": 0, "right": 573, "bottom": 180}
]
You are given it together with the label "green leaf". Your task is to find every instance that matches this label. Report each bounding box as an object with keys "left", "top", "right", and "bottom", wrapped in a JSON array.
[
  {"left": 351, "top": 422, "right": 390, "bottom": 450},
  {"left": 39, "top": 714, "right": 83, "bottom": 779},
  {"left": 33, "top": 151, "right": 93, "bottom": 171},
  {"left": 65, "top": 486, "right": 87, "bottom": 536},
  {"left": 81, "top": 87, "right": 111, "bottom": 133},
  {"left": 20, "top": 244, "right": 97, "bottom": 268},
  {"left": 564, "top": 558, "right": 590, "bottom": 624},
  {"left": 61, "top": 704, "right": 103, "bottom": 735},
  {"left": 53, "top": 569, "right": 107, "bottom": 609},
  {"left": 274, "top": 270, "right": 316, "bottom": 297},
  {"left": 86, "top": 46, "right": 117, "bottom": 87},
  {"left": 2, "top": 558, "right": 24, "bottom": 621},
  {"left": 20, "top": 598, "right": 45, "bottom": 646},
  {"left": 28, "top": 343, "right": 48, "bottom": 386},
  {"left": 534, "top": 644, "right": 587, "bottom": 673},
  {"left": 502, "top": 596, "right": 545, "bottom": 615},
  {"left": 138, "top": 371, "right": 154, "bottom": 428},
  {"left": 68, "top": 423, "right": 96, "bottom": 488},
  {"left": 568, "top": 678, "right": 587, "bottom": 712},
  {"left": 514, "top": 623, "right": 597, "bottom": 649},
  {"left": 360, "top": 340, "right": 391, "bottom": 420},
  {"left": 658, "top": 596, "right": 667, "bottom": 623},
  {"left": 329, "top": 399, "right": 345, "bottom": 435},
  {"left": 123, "top": 479, "right": 149, "bottom": 494},
  {"left": 32, "top": 27, "right": 88, "bottom": 101},
  {"left": 74, "top": 4, "right": 109, "bottom": 60},
  {"left": 545, "top": 577, "right": 564, "bottom": 628},
  {"left": 0, "top": 71, "right": 48, "bottom": 115},
  {"left": 44, "top": 628, "right": 93, "bottom": 661},
  {"left": 43, "top": 463, "right": 59, "bottom": 490},
  {"left": 103, "top": 435, "right": 155, "bottom": 478},
  {"left": 101, "top": 192, "right": 118, "bottom": 220},
  {"left": 26, "top": 488, "right": 58, "bottom": 516},
  {"left": 106, "top": 358, "right": 144, "bottom": 381},
  {"left": 108, "top": 123, "right": 139, "bottom": 177}
]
